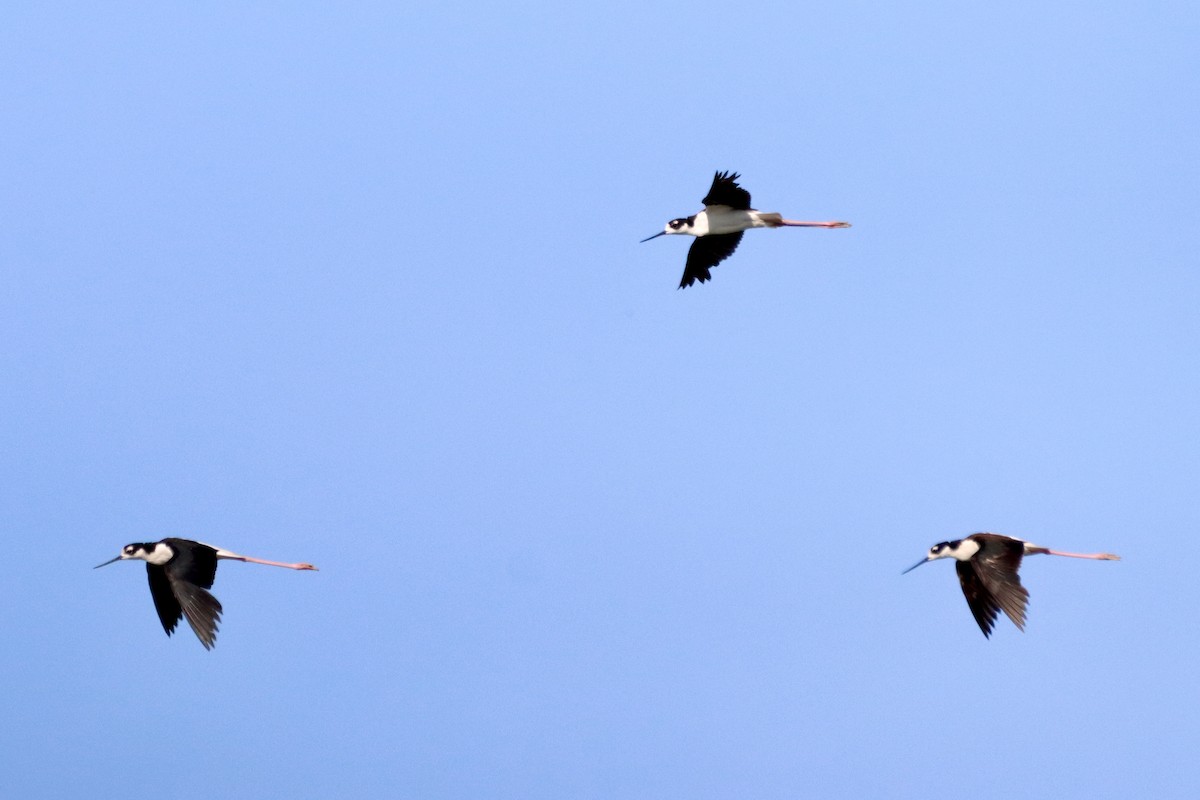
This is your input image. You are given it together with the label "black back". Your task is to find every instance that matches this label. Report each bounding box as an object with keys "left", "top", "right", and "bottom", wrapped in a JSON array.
[
  {"left": 162, "top": 538, "right": 218, "bottom": 589},
  {"left": 701, "top": 171, "right": 752, "bottom": 210},
  {"left": 146, "top": 539, "right": 224, "bottom": 650},
  {"left": 956, "top": 535, "right": 1029, "bottom": 637},
  {"left": 680, "top": 232, "right": 744, "bottom": 288}
]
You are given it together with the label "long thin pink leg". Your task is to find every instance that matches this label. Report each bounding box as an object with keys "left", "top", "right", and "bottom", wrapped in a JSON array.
[
  {"left": 217, "top": 549, "right": 318, "bottom": 570},
  {"left": 780, "top": 219, "right": 852, "bottom": 228},
  {"left": 1044, "top": 549, "right": 1121, "bottom": 561}
]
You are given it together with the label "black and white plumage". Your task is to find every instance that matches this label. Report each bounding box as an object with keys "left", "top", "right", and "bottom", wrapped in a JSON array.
[
  {"left": 903, "top": 533, "right": 1120, "bottom": 638},
  {"left": 95, "top": 538, "right": 318, "bottom": 649},
  {"left": 640, "top": 171, "right": 851, "bottom": 288}
]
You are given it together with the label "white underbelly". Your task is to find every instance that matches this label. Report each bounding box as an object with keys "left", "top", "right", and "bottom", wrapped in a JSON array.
[{"left": 696, "top": 208, "right": 757, "bottom": 236}]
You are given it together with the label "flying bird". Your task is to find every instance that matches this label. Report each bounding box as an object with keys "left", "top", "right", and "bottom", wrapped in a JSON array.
[
  {"left": 903, "top": 533, "right": 1120, "bottom": 637},
  {"left": 96, "top": 538, "right": 318, "bottom": 649},
  {"left": 640, "top": 171, "right": 850, "bottom": 288}
]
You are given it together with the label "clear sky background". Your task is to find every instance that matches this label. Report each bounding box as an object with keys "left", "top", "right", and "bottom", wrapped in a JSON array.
[{"left": 2, "top": 2, "right": 1198, "bottom": 798}]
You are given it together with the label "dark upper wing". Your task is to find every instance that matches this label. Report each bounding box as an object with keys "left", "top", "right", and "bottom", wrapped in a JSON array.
[
  {"left": 955, "top": 562, "right": 1003, "bottom": 637},
  {"left": 171, "top": 579, "right": 223, "bottom": 650},
  {"left": 701, "top": 171, "right": 751, "bottom": 210},
  {"left": 971, "top": 535, "right": 1029, "bottom": 632},
  {"left": 160, "top": 539, "right": 223, "bottom": 649},
  {"left": 680, "top": 232, "right": 743, "bottom": 288},
  {"left": 146, "top": 564, "right": 183, "bottom": 637},
  {"left": 163, "top": 538, "right": 218, "bottom": 589}
]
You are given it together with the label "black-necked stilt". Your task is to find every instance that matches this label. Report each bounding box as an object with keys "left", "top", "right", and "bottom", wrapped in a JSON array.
[
  {"left": 903, "top": 533, "right": 1120, "bottom": 638},
  {"left": 95, "top": 538, "right": 318, "bottom": 649},
  {"left": 641, "top": 171, "right": 850, "bottom": 288}
]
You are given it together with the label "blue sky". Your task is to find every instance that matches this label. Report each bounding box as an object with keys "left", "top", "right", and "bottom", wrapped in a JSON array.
[{"left": 3, "top": 2, "right": 1199, "bottom": 797}]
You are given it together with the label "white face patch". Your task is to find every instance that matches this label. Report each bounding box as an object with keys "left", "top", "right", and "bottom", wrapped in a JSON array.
[
  {"left": 140, "top": 543, "right": 175, "bottom": 565},
  {"left": 950, "top": 538, "right": 981, "bottom": 561}
]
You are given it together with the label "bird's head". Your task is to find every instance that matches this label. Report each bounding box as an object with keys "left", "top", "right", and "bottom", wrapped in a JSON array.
[
  {"left": 902, "top": 540, "right": 964, "bottom": 573},
  {"left": 95, "top": 542, "right": 173, "bottom": 568},
  {"left": 640, "top": 217, "right": 694, "bottom": 242}
]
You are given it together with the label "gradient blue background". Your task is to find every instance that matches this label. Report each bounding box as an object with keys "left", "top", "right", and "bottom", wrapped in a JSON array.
[{"left": 3, "top": 2, "right": 1198, "bottom": 797}]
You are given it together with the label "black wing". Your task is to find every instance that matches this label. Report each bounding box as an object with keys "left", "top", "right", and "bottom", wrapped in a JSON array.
[
  {"left": 172, "top": 580, "right": 223, "bottom": 650},
  {"left": 955, "top": 562, "right": 1003, "bottom": 638},
  {"left": 971, "top": 536, "right": 1029, "bottom": 632},
  {"left": 680, "top": 232, "right": 743, "bottom": 288},
  {"left": 701, "top": 171, "right": 751, "bottom": 210},
  {"left": 159, "top": 539, "right": 223, "bottom": 649},
  {"left": 146, "top": 564, "right": 183, "bottom": 637}
]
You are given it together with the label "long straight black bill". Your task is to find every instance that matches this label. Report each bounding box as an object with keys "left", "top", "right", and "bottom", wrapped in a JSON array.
[
  {"left": 902, "top": 558, "right": 930, "bottom": 575},
  {"left": 640, "top": 231, "right": 667, "bottom": 243},
  {"left": 94, "top": 556, "right": 122, "bottom": 569}
]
